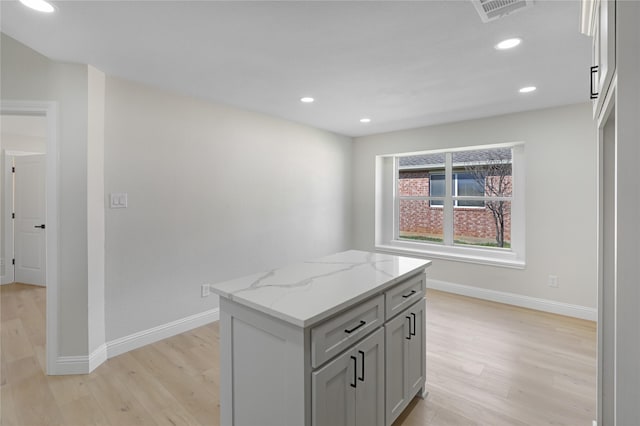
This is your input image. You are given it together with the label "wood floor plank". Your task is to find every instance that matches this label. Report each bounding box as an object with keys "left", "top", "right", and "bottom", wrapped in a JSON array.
[
  {"left": 0, "top": 383, "right": 21, "bottom": 426},
  {"left": 130, "top": 344, "right": 220, "bottom": 425},
  {"left": 47, "top": 373, "right": 93, "bottom": 407},
  {"left": 10, "top": 369, "right": 66, "bottom": 425},
  {"left": 104, "top": 351, "right": 203, "bottom": 426},
  {"left": 58, "top": 394, "right": 111, "bottom": 426},
  {"left": 86, "top": 366, "right": 159, "bottom": 426},
  {"left": 1, "top": 318, "right": 34, "bottom": 363}
]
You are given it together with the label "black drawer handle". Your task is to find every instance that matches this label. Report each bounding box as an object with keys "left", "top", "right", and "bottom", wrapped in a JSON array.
[
  {"left": 405, "top": 316, "right": 412, "bottom": 340},
  {"left": 34, "top": 224, "right": 46, "bottom": 229},
  {"left": 411, "top": 312, "right": 416, "bottom": 337},
  {"left": 350, "top": 356, "right": 357, "bottom": 388},
  {"left": 590, "top": 65, "right": 599, "bottom": 100},
  {"left": 344, "top": 320, "right": 366, "bottom": 334},
  {"left": 402, "top": 289, "right": 417, "bottom": 299},
  {"left": 358, "top": 350, "right": 365, "bottom": 382}
]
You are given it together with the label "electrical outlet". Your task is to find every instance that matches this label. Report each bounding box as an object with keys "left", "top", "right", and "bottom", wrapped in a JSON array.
[
  {"left": 548, "top": 275, "right": 559, "bottom": 288},
  {"left": 201, "top": 284, "right": 210, "bottom": 298}
]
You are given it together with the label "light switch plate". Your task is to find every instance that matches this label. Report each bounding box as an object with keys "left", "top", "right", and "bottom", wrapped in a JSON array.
[{"left": 110, "top": 193, "right": 128, "bottom": 209}]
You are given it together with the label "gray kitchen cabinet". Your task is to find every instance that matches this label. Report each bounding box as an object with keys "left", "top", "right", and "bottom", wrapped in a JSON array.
[
  {"left": 312, "top": 328, "right": 385, "bottom": 426},
  {"left": 385, "top": 298, "right": 426, "bottom": 426}
]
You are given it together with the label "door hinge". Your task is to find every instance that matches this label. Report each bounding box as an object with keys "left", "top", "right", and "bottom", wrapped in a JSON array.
[
  {"left": 12, "top": 259, "right": 15, "bottom": 265},
  {"left": 12, "top": 212, "right": 15, "bottom": 219},
  {"left": 12, "top": 166, "right": 15, "bottom": 173}
]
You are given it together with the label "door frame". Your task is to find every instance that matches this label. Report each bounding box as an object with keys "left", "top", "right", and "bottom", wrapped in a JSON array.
[
  {"left": 1, "top": 100, "right": 59, "bottom": 375},
  {"left": 596, "top": 75, "right": 617, "bottom": 426},
  {"left": 2, "top": 152, "right": 14, "bottom": 284}
]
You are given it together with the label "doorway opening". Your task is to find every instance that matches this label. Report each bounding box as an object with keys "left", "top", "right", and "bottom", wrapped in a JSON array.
[
  {"left": 1, "top": 101, "right": 58, "bottom": 375},
  {"left": 2, "top": 114, "right": 47, "bottom": 286}
]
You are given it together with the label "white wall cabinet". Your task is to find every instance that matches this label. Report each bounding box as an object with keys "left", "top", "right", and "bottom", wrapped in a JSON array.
[
  {"left": 312, "top": 328, "right": 385, "bottom": 426},
  {"left": 210, "top": 250, "right": 431, "bottom": 426},
  {"left": 584, "top": 0, "right": 616, "bottom": 118},
  {"left": 385, "top": 299, "right": 426, "bottom": 426}
]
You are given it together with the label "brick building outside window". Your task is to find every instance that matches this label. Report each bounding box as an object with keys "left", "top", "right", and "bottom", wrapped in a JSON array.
[{"left": 397, "top": 148, "right": 512, "bottom": 248}]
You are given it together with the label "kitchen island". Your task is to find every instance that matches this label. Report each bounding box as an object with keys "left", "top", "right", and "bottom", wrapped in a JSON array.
[{"left": 210, "top": 249, "right": 432, "bottom": 426}]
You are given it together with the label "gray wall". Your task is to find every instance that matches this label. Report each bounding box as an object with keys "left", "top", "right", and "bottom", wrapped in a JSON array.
[
  {"left": 104, "top": 76, "right": 352, "bottom": 341},
  {"left": 352, "top": 103, "right": 598, "bottom": 309}
]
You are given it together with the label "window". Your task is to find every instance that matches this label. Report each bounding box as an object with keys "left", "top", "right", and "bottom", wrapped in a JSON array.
[
  {"left": 376, "top": 143, "right": 525, "bottom": 268},
  {"left": 429, "top": 172, "right": 485, "bottom": 207}
]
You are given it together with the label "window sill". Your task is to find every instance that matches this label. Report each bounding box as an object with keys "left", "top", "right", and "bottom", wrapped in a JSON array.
[{"left": 376, "top": 242, "right": 526, "bottom": 269}]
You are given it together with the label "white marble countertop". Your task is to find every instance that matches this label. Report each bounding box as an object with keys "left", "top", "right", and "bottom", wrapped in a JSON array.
[{"left": 209, "top": 250, "right": 431, "bottom": 327}]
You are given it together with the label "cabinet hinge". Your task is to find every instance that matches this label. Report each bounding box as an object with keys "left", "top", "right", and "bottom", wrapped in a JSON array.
[
  {"left": 12, "top": 212, "right": 15, "bottom": 219},
  {"left": 12, "top": 259, "right": 15, "bottom": 265},
  {"left": 12, "top": 166, "right": 15, "bottom": 173}
]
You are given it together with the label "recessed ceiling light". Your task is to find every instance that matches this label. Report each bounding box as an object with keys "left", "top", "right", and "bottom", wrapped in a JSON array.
[
  {"left": 19, "top": 0, "right": 55, "bottom": 13},
  {"left": 519, "top": 86, "right": 537, "bottom": 93},
  {"left": 495, "top": 38, "right": 522, "bottom": 50},
  {"left": 300, "top": 97, "right": 314, "bottom": 103},
  {"left": 360, "top": 118, "right": 371, "bottom": 123}
]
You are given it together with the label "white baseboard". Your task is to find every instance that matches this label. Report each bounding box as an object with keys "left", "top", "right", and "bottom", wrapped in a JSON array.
[
  {"left": 54, "top": 355, "right": 91, "bottom": 375},
  {"left": 106, "top": 308, "right": 220, "bottom": 359},
  {"left": 89, "top": 343, "right": 108, "bottom": 372},
  {"left": 52, "top": 308, "right": 219, "bottom": 375},
  {"left": 427, "top": 279, "right": 597, "bottom": 321}
]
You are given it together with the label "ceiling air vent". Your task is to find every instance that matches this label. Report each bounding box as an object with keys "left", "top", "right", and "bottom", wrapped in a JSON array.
[{"left": 471, "top": 0, "right": 534, "bottom": 23}]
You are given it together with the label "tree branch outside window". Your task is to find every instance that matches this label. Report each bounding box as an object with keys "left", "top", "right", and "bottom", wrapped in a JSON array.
[{"left": 463, "top": 152, "right": 512, "bottom": 248}]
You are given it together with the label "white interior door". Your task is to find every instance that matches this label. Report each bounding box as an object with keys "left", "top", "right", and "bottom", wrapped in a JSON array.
[{"left": 14, "top": 154, "right": 46, "bottom": 286}]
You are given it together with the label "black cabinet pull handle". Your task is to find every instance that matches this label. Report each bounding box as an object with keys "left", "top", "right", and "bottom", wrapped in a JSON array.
[
  {"left": 405, "top": 316, "right": 412, "bottom": 340},
  {"left": 350, "top": 356, "right": 357, "bottom": 388},
  {"left": 34, "top": 224, "right": 45, "bottom": 229},
  {"left": 411, "top": 313, "right": 417, "bottom": 337},
  {"left": 402, "top": 289, "right": 417, "bottom": 299},
  {"left": 358, "top": 350, "right": 365, "bottom": 382},
  {"left": 590, "top": 65, "right": 599, "bottom": 100},
  {"left": 344, "top": 320, "right": 366, "bottom": 334}
]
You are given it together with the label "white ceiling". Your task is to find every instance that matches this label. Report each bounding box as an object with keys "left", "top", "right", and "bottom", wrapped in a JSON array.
[{"left": 0, "top": 0, "right": 592, "bottom": 137}]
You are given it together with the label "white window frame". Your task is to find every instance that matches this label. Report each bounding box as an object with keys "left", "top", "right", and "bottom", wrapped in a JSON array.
[
  {"left": 428, "top": 171, "right": 486, "bottom": 208},
  {"left": 375, "top": 142, "right": 525, "bottom": 269}
]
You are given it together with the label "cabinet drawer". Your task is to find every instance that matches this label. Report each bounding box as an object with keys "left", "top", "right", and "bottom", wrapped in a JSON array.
[
  {"left": 311, "top": 295, "right": 384, "bottom": 369},
  {"left": 385, "top": 273, "right": 425, "bottom": 320}
]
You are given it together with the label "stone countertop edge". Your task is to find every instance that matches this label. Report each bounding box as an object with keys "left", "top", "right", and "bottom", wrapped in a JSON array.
[{"left": 211, "top": 251, "right": 432, "bottom": 328}]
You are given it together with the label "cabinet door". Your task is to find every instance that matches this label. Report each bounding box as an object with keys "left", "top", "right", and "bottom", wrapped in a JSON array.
[
  {"left": 385, "top": 310, "right": 410, "bottom": 425},
  {"left": 355, "top": 328, "right": 385, "bottom": 426},
  {"left": 407, "top": 299, "right": 426, "bottom": 398},
  {"left": 312, "top": 349, "right": 356, "bottom": 426}
]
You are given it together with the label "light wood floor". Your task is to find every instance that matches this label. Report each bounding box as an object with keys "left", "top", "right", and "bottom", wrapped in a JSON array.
[{"left": 1, "top": 283, "right": 596, "bottom": 426}]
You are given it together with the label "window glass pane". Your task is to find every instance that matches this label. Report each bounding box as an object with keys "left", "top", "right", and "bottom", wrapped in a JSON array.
[
  {"left": 398, "top": 170, "right": 429, "bottom": 197},
  {"left": 455, "top": 172, "right": 485, "bottom": 207},
  {"left": 454, "top": 200, "right": 511, "bottom": 248},
  {"left": 399, "top": 199, "right": 443, "bottom": 244},
  {"left": 429, "top": 173, "right": 444, "bottom": 206},
  {"left": 398, "top": 154, "right": 445, "bottom": 198},
  {"left": 456, "top": 172, "right": 484, "bottom": 196},
  {"left": 452, "top": 148, "right": 512, "bottom": 198}
]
